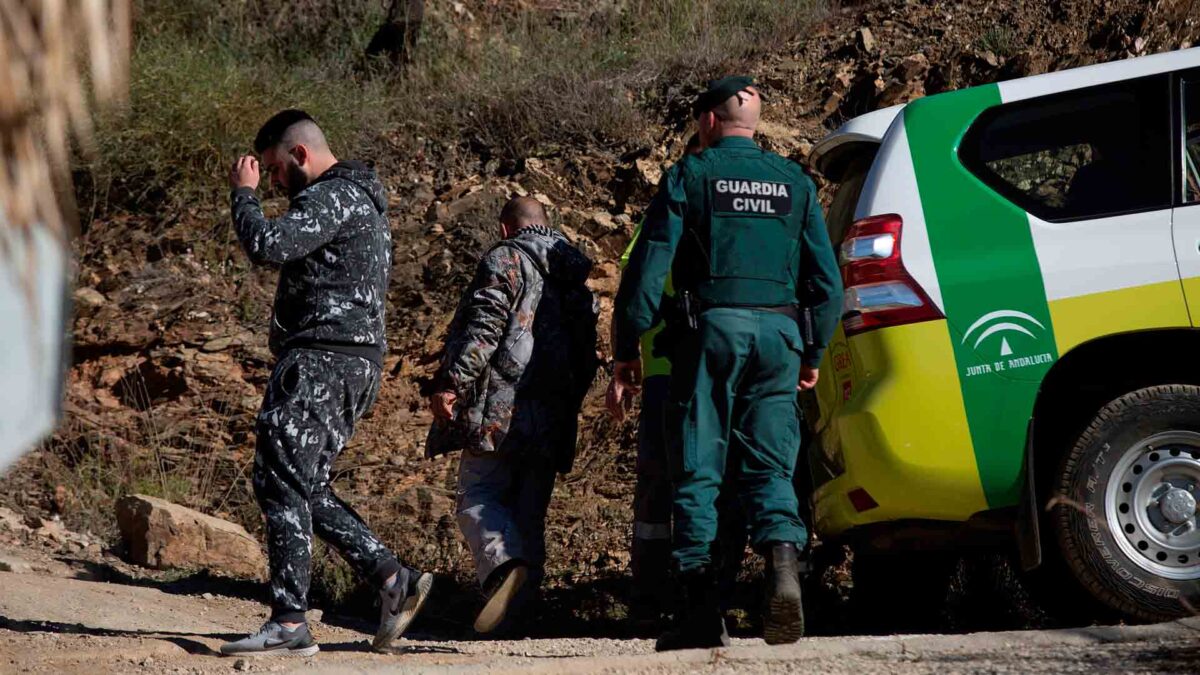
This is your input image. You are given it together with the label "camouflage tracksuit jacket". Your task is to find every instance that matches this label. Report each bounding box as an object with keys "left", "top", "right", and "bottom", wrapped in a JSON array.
[
  {"left": 427, "top": 225, "right": 598, "bottom": 471},
  {"left": 230, "top": 161, "right": 398, "bottom": 622},
  {"left": 231, "top": 161, "right": 392, "bottom": 365}
]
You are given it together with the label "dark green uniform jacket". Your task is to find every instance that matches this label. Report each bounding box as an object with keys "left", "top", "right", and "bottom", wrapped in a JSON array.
[
  {"left": 612, "top": 134, "right": 844, "bottom": 571},
  {"left": 613, "top": 136, "right": 842, "bottom": 366}
]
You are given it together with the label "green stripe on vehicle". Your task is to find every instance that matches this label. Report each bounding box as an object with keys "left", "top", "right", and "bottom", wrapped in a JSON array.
[{"left": 905, "top": 85, "right": 1059, "bottom": 508}]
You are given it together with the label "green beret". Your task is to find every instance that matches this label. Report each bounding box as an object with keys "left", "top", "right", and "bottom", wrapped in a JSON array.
[{"left": 692, "top": 75, "right": 756, "bottom": 118}]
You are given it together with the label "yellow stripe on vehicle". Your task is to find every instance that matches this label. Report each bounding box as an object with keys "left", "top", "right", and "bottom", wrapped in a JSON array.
[{"left": 1049, "top": 280, "right": 1191, "bottom": 355}]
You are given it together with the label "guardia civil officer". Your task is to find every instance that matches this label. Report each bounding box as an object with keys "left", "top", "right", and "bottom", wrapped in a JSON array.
[
  {"left": 609, "top": 77, "right": 843, "bottom": 650},
  {"left": 611, "top": 134, "right": 749, "bottom": 634}
]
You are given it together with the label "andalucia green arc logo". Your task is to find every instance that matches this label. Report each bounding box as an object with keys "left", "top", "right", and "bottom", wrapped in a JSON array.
[{"left": 961, "top": 309, "right": 1054, "bottom": 377}]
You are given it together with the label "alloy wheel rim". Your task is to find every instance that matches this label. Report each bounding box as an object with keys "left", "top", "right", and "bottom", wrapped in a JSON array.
[{"left": 1104, "top": 431, "right": 1200, "bottom": 580}]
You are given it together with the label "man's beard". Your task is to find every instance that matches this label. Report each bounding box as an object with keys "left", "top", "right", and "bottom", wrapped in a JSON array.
[{"left": 286, "top": 162, "right": 309, "bottom": 198}]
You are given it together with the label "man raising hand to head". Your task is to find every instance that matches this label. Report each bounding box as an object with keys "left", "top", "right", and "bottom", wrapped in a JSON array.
[{"left": 222, "top": 110, "right": 433, "bottom": 658}]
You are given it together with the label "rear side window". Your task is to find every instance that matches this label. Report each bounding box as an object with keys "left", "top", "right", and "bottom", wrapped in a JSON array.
[
  {"left": 960, "top": 75, "right": 1172, "bottom": 222},
  {"left": 1184, "top": 79, "right": 1200, "bottom": 203}
]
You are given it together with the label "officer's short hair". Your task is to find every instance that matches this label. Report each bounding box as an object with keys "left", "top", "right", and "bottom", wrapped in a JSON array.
[{"left": 254, "top": 109, "right": 316, "bottom": 154}]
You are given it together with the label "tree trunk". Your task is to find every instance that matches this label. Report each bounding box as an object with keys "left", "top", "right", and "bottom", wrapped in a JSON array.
[{"left": 366, "top": 0, "right": 425, "bottom": 65}]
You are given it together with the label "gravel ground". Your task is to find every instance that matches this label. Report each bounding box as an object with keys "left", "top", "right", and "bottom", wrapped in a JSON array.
[
  {"left": 4, "top": 627, "right": 1199, "bottom": 674},
  {"left": 2, "top": 565, "right": 1198, "bottom": 674}
]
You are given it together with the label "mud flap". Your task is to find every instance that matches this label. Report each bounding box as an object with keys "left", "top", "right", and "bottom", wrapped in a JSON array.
[{"left": 1015, "top": 419, "right": 1042, "bottom": 571}]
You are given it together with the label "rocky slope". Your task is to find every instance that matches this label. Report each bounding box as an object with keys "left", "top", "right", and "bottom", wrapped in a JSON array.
[{"left": 2, "top": 0, "right": 1198, "bottom": 632}]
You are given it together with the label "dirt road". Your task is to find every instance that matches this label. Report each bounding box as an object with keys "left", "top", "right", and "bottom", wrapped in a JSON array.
[{"left": 2, "top": 561, "right": 1198, "bottom": 674}]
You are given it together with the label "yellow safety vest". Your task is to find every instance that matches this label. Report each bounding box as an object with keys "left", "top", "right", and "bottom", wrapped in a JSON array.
[{"left": 619, "top": 221, "right": 673, "bottom": 378}]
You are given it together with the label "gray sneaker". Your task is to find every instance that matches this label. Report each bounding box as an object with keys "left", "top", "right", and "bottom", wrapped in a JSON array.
[
  {"left": 373, "top": 567, "right": 435, "bottom": 651},
  {"left": 220, "top": 621, "right": 319, "bottom": 658}
]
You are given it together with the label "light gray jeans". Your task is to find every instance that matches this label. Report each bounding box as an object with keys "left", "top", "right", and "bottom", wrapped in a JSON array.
[{"left": 456, "top": 449, "right": 558, "bottom": 587}]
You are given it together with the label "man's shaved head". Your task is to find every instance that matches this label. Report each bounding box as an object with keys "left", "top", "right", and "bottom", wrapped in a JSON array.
[
  {"left": 278, "top": 119, "right": 329, "bottom": 155},
  {"left": 500, "top": 196, "right": 548, "bottom": 231},
  {"left": 255, "top": 109, "right": 317, "bottom": 153},
  {"left": 696, "top": 85, "right": 761, "bottom": 147},
  {"left": 711, "top": 86, "right": 761, "bottom": 130},
  {"left": 253, "top": 109, "right": 338, "bottom": 198}
]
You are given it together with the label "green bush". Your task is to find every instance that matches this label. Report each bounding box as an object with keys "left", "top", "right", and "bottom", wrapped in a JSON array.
[
  {"left": 86, "top": 0, "right": 825, "bottom": 214},
  {"left": 977, "top": 25, "right": 1020, "bottom": 58}
]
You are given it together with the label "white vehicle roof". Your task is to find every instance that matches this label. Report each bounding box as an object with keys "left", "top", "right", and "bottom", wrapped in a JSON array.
[
  {"left": 810, "top": 104, "right": 902, "bottom": 180},
  {"left": 998, "top": 46, "right": 1200, "bottom": 103},
  {"left": 810, "top": 47, "right": 1200, "bottom": 180}
]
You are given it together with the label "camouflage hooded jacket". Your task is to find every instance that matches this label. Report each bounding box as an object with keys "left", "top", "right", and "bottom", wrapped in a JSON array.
[
  {"left": 426, "top": 225, "right": 598, "bottom": 471},
  {"left": 231, "top": 161, "right": 391, "bottom": 365}
]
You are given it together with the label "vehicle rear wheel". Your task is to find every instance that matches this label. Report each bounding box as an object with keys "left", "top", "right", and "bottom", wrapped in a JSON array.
[{"left": 1053, "top": 385, "right": 1200, "bottom": 620}]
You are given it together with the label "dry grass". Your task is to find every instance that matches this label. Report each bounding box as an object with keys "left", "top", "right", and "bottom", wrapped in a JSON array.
[
  {"left": 32, "top": 366, "right": 256, "bottom": 538},
  {"left": 84, "top": 0, "right": 826, "bottom": 215}
]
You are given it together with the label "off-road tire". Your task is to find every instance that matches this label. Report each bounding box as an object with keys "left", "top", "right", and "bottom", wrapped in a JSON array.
[{"left": 1053, "top": 385, "right": 1200, "bottom": 621}]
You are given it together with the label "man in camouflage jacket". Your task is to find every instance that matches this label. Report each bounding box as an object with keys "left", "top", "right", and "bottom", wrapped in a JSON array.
[
  {"left": 221, "top": 110, "right": 432, "bottom": 658},
  {"left": 427, "top": 196, "right": 598, "bottom": 635}
]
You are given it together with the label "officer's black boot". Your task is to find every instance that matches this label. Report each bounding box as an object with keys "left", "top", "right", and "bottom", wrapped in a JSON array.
[
  {"left": 762, "top": 542, "right": 805, "bottom": 645},
  {"left": 655, "top": 566, "right": 730, "bottom": 652}
]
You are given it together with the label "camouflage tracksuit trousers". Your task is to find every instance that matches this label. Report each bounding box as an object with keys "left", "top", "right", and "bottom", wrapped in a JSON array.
[{"left": 252, "top": 348, "right": 402, "bottom": 624}]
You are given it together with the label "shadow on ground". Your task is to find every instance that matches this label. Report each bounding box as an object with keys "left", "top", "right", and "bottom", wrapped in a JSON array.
[
  {"left": 0, "top": 615, "right": 239, "bottom": 656},
  {"left": 37, "top": 545, "right": 1142, "bottom": 644},
  {"left": 315, "top": 574, "right": 634, "bottom": 641},
  {"left": 67, "top": 558, "right": 266, "bottom": 604}
]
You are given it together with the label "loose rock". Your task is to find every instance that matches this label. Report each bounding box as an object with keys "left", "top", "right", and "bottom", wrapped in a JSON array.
[
  {"left": 73, "top": 286, "right": 108, "bottom": 308},
  {"left": 857, "top": 27, "right": 876, "bottom": 53},
  {"left": 115, "top": 494, "right": 267, "bottom": 580}
]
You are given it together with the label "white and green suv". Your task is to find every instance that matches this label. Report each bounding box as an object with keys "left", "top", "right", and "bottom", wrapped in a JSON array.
[{"left": 808, "top": 47, "right": 1200, "bottom": 621}]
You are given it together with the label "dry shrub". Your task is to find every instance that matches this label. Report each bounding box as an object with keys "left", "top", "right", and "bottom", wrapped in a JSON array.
[{"left": 85, "top": 0, "right": 826, "bottom": 215}]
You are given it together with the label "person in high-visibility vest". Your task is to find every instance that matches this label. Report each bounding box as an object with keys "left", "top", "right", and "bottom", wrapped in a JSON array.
[
  {"left": 616, "top": 134, "right": 752, "bottom": 632},
  {"left": 614, "top": 135, "right": 697, "bottom": 631}
]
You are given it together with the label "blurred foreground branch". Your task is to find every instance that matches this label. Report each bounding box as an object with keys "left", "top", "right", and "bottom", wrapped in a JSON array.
[{"left": 0, "top": 0, "right": 130, "bottom": 236}]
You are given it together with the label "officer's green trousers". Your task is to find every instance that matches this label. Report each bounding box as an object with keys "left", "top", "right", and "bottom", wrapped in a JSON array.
[{"left": 666, "top": 307, "right": 807, "bottom": 572}]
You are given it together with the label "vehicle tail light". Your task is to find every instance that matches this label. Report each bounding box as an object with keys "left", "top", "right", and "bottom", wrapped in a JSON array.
[{"left": 840, "top": 214, "right": 942, "bottom": 336}]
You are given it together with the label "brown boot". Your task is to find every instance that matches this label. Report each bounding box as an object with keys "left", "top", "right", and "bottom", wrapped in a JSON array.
[{"left": 474, "top": 560, "right": 529, "bottom": 634}]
